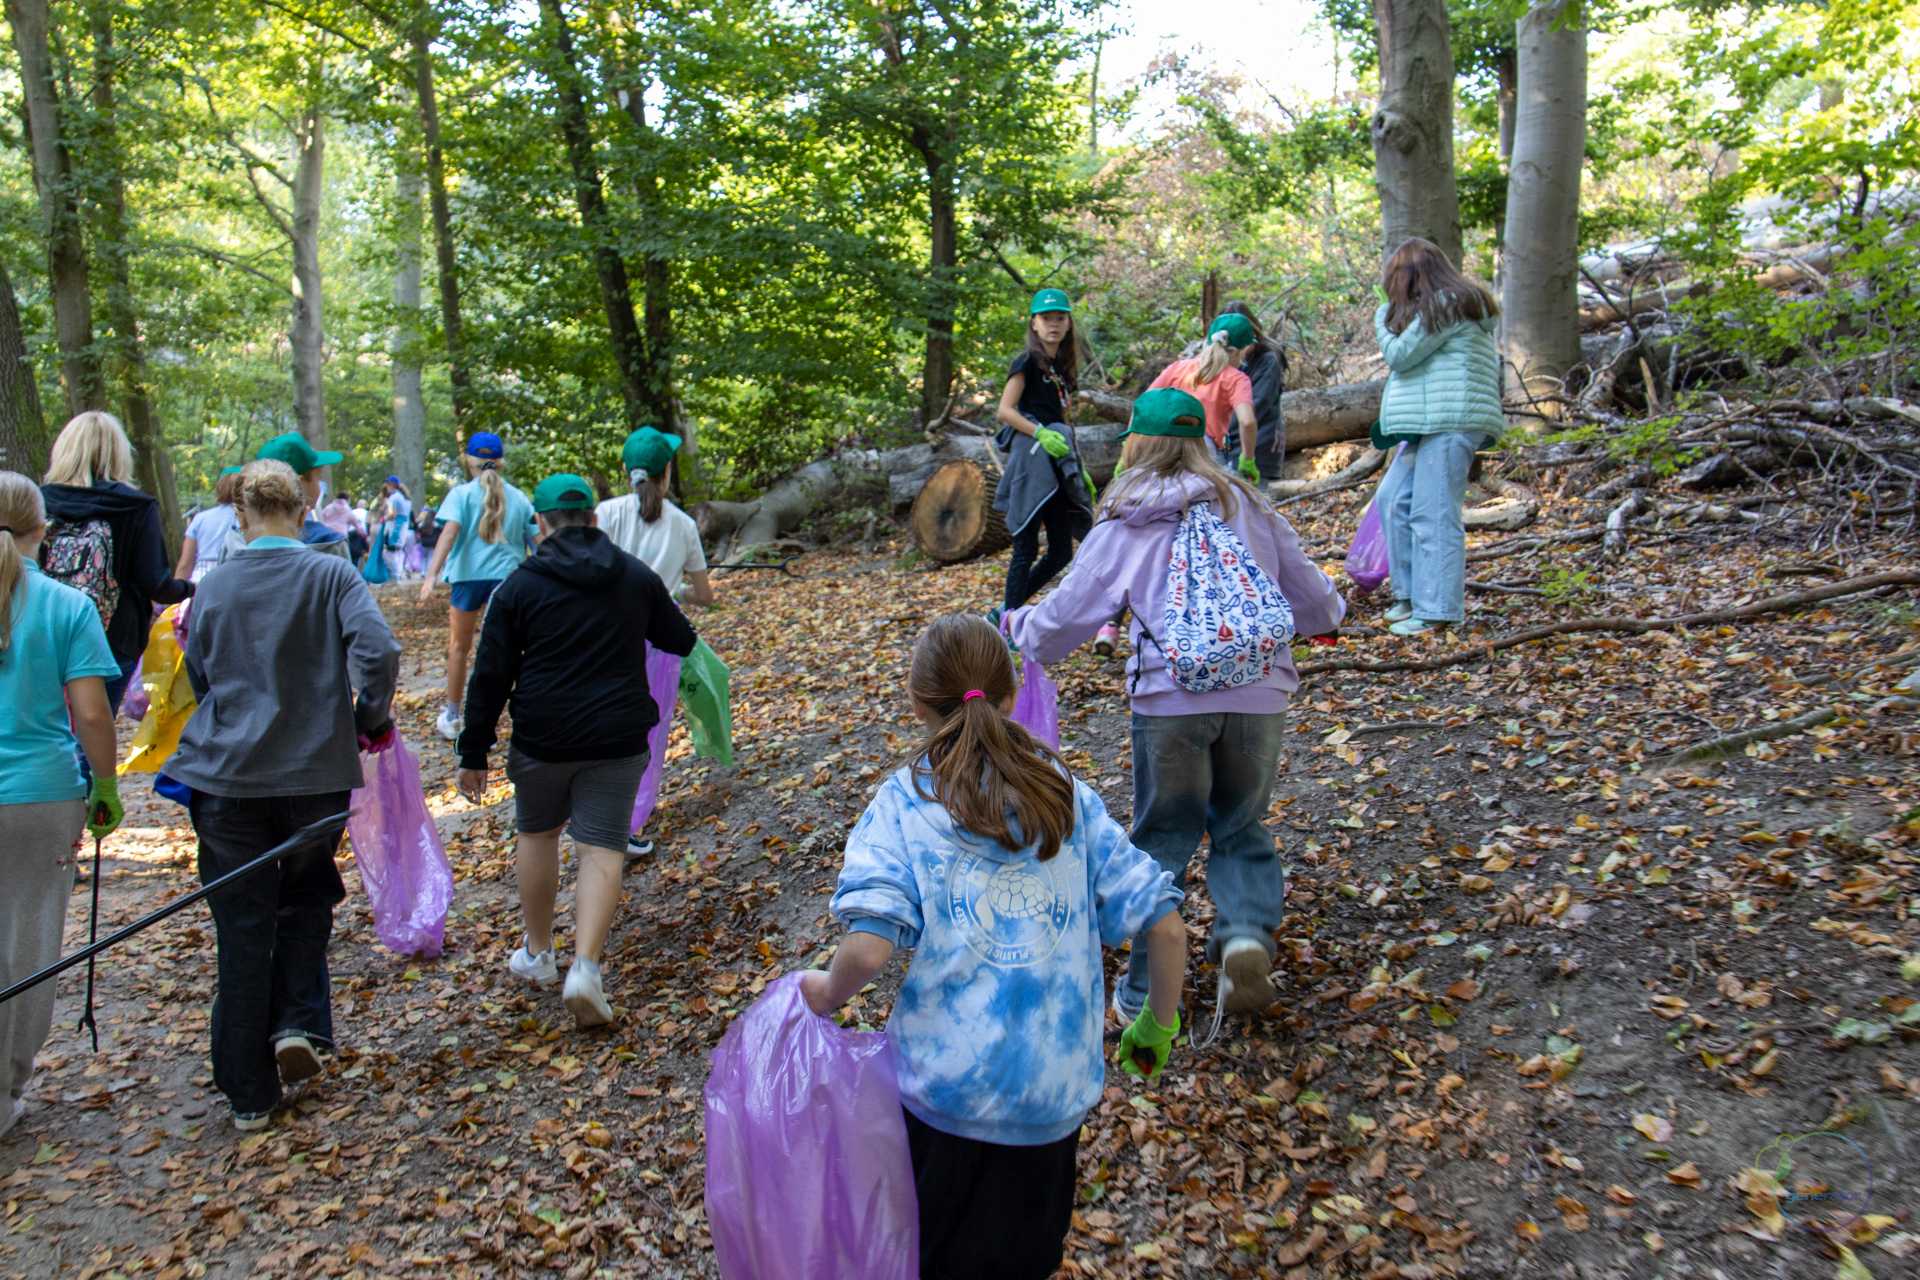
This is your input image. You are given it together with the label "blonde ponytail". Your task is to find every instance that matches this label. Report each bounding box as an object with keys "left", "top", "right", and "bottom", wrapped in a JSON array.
[
  {"left": 477, "top": 467, "right": 506, "bottom": 543},
  {"left": 0, "top": 471, "right": 48, "bottom": 663},
  {"left": 1191, "top": 331, "right": 1232, "bottom": 386}
]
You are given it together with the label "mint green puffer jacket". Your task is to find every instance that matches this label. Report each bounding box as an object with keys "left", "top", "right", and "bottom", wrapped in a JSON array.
[{"left": 1372, "top": 305, "right": 1505, "bottom": 444}]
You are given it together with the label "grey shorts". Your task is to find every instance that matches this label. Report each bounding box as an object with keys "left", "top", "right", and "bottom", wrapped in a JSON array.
[{"left": 505, "top": 744, "right": 650, "bottom": 850}]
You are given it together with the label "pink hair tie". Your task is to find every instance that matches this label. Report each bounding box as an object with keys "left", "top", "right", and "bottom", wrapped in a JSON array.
[{"left": 962, "top": 690, "right": 986, "bottom": 702}]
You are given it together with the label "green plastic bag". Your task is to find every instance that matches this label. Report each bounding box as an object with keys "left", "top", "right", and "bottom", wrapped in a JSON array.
[{"left": 679, "top": 639, "right": 734, "bottom": 767}]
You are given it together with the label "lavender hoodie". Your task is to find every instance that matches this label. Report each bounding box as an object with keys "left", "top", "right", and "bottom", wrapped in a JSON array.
[{"left": 1008, "top": 471, "right": 1344, "bottom": 716}]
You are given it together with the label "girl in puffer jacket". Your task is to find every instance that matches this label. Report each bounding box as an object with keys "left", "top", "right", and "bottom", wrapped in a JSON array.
[{"left": 1370, "top": 237, "right": 1506, "bottom": 636}]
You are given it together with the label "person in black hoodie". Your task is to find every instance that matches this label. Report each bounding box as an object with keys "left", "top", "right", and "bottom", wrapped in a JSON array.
[
  {"left": 455, "top": 473, "right": 697, "bottom": 1029},
  {"left": 1217, "top": 301, "right": 1288, "bottom": 482},
  {"left": 40, "top": 412, "right": 194, "bottom": 711}
]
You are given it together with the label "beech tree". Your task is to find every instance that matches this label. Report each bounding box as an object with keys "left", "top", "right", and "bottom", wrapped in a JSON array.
[{"left": 1371, "top": 0, "right": 1463, "bottom": 262}]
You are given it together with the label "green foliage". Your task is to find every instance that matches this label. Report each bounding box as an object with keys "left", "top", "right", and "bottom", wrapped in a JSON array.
[
  {"left": 1539, "top": 567, "right": 1599, "bottom": 605},
  {"left": 1189, "top": 101, "right": 1372, "bottom": 219}
]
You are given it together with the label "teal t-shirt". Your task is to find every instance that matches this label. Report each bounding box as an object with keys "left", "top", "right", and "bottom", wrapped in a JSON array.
[
  {"left": 0, "top": 564, "right": 120, "bottom": 805},
  {"left": 437, "top": 477, "right": 536, "bottom": 584}
]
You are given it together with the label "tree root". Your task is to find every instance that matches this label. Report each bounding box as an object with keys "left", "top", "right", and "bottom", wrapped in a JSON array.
[
  {"left": 1646, "top": 706, "right": 1839, "bottom": 773},
  {"left": 1296, "top": 570, "right": 1920, "bottom": 678}
]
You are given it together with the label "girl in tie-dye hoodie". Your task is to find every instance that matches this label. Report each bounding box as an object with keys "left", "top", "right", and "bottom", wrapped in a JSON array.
[{"left": 802, "top": 614, "right": 1186, "bottom": 1280}]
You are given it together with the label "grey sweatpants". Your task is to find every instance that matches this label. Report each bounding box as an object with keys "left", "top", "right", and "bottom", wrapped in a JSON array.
[{"left": 0, "top": 799, "right": 85, "bottom": 1137}]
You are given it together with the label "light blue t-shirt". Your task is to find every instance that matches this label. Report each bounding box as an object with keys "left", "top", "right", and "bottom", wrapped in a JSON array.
[
  {"left": 184, "top": 504, "right": 239, "bottom": 578},
  {"left": 436, "top": 477, "right": 536, "bottom": 584},
  {"left": 0, "top": 564, "right": 120, "bottom": 805},
  {"left": 832, "top": 766, "right": 1181, "bottom": 1145}
]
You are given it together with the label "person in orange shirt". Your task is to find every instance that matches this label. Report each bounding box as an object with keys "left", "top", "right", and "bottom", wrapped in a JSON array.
[{"left": 1148, "top": 314, "right": 1261, "bottom": 481}]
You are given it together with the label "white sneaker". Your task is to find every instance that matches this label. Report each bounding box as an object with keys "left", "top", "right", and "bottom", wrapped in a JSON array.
[
  {"left": 1219, "top": 937, "right": 1276, "bottom": 1015},
  {"left": 1384, "top": 600, "right": 1413, "bottom": 623},
  {"left": 509, "top": 944, "right": 558, "bottom": 988},
  {"left": 563, "top": 957, "right": 614, "bottom": 1029},
  {"left": 435, "top": 705, "right": 463, "bottom": 742},
  {"left": 1111, "top": 983, "right": 1145, "bottom": 1024},
  {"left": 273, "top": 1035, "right": 322, "bottom": 1085},
  {"left": 625, "top": 834, "right": 654, "bottom": 859},
  {"left": 233, "top": 1110, "right": 271, "bottom": 1132}
]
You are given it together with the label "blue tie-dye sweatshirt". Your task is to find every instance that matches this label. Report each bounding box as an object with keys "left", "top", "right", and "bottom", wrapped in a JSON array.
[{"left": 831, "top": 765, "right": 1182, "bottom": 1146}]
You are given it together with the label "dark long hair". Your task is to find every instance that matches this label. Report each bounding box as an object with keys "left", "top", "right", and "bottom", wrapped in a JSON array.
[
  {"left": 909, "top": 614, "right": 1076, "bottom": 860},
  {"left": 1023, "top": 315, "right": 1080, "bottom": 392},
  {"left": 1382, "top": 237, "right": 1499, "bottom": 336},
  {"left": 1218, "top": 299, "right": 1287, "bottom": 373}
]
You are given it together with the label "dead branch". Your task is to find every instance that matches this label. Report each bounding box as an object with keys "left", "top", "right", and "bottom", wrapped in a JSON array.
[
  {"left": 1269, "top": 447, "right": 1387, "bottom": 502},
  {"left": 1349, "top": 720, "right": 1436, "bottom": 737},
  {"left": 1465, "top": 526, "right": 1607, "bottom": 563},
  {"left": 1296, "top": 570, "right": 1920, "bottom": 678},
  {"left": 1647, "top": 706, "right": 1839, "bottom": 772},
  {"left": 1467, "top": 580, "right": 1547, "bottom": 597},
  {"left": 1604, "top": 489, "right": 1649, "bottom": 559}
]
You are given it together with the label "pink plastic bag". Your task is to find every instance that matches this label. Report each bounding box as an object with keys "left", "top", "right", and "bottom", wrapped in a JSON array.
[
  {"left": 629, "top": 648, "right": 683, "bottom": 835},
  {"left": 347, "top": 734, "right": 454, "bottom": 956},
  {"left": 1345, "top": 500, "right": 1390, "bottom": 595},
  {"left": 1011, "top": 648, "right": 1060, "bottom": 749},
  {"left": 120, "top": 680, "right": 149, "bottom": 722},
  {"left": 704, "top": 975, "right": 918, "bottom": 1280}
]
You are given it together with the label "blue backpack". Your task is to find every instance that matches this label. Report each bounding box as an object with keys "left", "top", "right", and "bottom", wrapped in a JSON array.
[{"left": 1141, "top": 501, "right": 1295, "bottom": 694}]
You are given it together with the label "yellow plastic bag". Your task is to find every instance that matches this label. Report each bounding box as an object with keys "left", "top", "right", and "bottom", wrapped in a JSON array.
[{"left": 120, "top": 606, "right": 196, "bottom": 776}]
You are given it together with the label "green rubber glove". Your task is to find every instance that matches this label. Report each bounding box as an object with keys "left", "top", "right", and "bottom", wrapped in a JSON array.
[
  {"left": 87, "top": 773, "right": 123, "bottom": 839},
  {"left": 1118, "top": 1004, "right": 1180, "bottom": 1078},
  {"left": 1373, "top": 283, "right": 1389, "bottom": 305},
  {"left": 1084, "top": 470, "right": 1097, "bottom": 504},
  {"left": 1238, "top": 454, "right": 1261, "bottom": 481},
  {"left": 1112, "top": 458, "right": 1127, "bottom": 479},
  {"left": 1033, "top": 427, "right": 1070, "bottom": 459}
]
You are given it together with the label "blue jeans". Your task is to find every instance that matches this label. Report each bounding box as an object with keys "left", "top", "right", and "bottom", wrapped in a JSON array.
[
  {"left": 1375, "top": 432, "right": 1483, "bottom": 623},
  {"left": 1120, "top": 711, "right": 1288, "bottom": 1008},
  {"left": 188, "top": 791, "right": 348, "bottom": 1115}
]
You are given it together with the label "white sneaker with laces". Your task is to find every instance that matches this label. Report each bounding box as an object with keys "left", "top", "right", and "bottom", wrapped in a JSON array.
[
  {"left": 1218, "top": 937, "right": 1277, "bottom": 1015},
  {"left": 274, "top": 1035, "right": 322, "bottom": 1085},
  {"left": 509, "top": 944, "right": 558, "bottom": 988},
  {"left": 625, "top": 835, "right": 654, "bottom": 858},
  {"left": 563, "top": 957, "right": 614, "bottom": 1029},
  {"left": 435, "top": 704, "right": 463, "bottom": 742}
]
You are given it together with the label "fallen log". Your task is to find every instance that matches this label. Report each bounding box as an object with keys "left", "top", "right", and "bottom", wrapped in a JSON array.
[
  {"left": 1463, "top": 475, "right": 1539, "bottom": 531},
  {"left": 1084, "top": 381, "right": 1386, "bottom": 452},
  {"left": 911, "top": 459, "right": 1011, "bottom": 563},
  {"left": 1269, "top": 447, "right": 1387, "bottom": 500},
  {"left": 1295, "top": 570, "right": 1920, "bottom": 678},
  {"left": 724, "top": 458, "right": 843, "bottom": 561}
]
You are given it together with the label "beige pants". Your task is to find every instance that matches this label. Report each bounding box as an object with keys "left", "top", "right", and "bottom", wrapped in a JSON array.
[{"left": 0, "top": 799, "right": 84, "bottom": 1138}]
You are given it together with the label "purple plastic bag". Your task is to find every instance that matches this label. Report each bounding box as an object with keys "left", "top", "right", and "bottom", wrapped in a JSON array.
[
  {"left": 347, "top": 734, "right": 454, "bottom": 956},
  {"left": 1011, "top": 648, "right": 1060, "bottom": 749},
  {"left": 1345, "top": 500, "right": 1390, "bottom": 595},
  {"left": 629, "top": 648, "right": 683, "bottom": 835},
  {"left": 704, "top": 975, "right": 918, "bottom": 1280}
]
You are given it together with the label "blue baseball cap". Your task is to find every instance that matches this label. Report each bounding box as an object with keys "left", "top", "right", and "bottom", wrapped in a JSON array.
[{"left": 466, "top": 432, "right": 504, "bottom": 460}]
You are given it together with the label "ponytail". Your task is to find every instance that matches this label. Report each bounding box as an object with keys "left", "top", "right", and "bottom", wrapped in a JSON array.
[
  {"left": 476, "top": 466, "right": 506, "bottom": 543},
  {"left": 630, "top": 468, "right": 664, "bottom": 524},
  {"left": 908, "top": 614, "right": 1075, "bottom": 860},
  {"left": 1192, "top": 330, "right": 1232, "bottom": 386},
  {"left": 0, "top": 472, "right": 48, "bottom": 664}
]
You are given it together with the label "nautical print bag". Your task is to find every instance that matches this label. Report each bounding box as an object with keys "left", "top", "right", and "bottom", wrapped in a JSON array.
[{"left": 1145, "top": 501, "right": 1295, "bottom": 693}]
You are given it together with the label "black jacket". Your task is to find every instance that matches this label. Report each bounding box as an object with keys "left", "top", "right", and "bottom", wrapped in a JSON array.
[
  {"left": 40, "top": 480, "right": 193, "bottom": 663},
  {"left": 458, "top": 525, "right": 698, "bottom": 769}
]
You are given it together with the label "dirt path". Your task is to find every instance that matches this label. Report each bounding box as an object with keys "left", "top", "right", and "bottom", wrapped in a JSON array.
[{"left": 2, "top": 516, "right": 1918, "bottom": 1280}]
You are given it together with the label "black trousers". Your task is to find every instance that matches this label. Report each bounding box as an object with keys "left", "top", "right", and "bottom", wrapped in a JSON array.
[
  {"left": 904, "top": 1109, "right": 1080, "bottom": 1280},
  {"left": 1003, "top": 490, "right": 1078, "bottom": 612}
]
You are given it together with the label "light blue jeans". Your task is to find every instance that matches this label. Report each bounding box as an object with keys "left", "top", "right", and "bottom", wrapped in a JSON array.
[
  {"left": 1375, "top": 431, "right": 1486, "bottom": 623},
  {"left": 1119, "top": 711, "right": 1288, "bottom": 1010}
]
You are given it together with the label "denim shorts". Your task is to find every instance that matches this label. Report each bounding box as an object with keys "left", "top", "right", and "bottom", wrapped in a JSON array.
[
  {"left": 449, "top": 579, "right": 503, "bottom": 613},
  {"left": 506, "top": 744, "right": 649, "bottom": 849}
]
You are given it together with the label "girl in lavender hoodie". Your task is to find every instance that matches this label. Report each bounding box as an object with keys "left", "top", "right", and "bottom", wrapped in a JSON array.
[{"left": 1007, "top": 386, "right": 1344, "bottom": 1025}]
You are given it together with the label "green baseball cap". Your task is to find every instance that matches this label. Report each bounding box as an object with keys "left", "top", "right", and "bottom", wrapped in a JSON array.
[
  {"left": 1208, "top": 312, "right": 1256, "bottom": 349},
  {"left": 1029, "top": 288, "right": 1071, "bottom": 315},
  {"left": 532, "top": 473, "right": 596, "bottom": 513},
  {"left": 620, "top": 427, "right": 682, "bottom": 476},
  {"left": 218, "top": 465, "right": 243, "bottom": 477},
  {"left": 1118, "top": 388, "right": 1207, "bottom": 439},
  {"left": 257, "top": 431, "right": 342, "bottom": 474}
]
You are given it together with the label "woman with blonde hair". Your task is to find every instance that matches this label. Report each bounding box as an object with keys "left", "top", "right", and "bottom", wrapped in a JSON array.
[
  {"left": 40, "top": 411, "right": 193, "bottom": 711},
  {"left": 0, "top": 471, "right": 123, "bottom": 1139},
  {"left": 164, "top": 458, "right": 401, "bottom": 1131},
  {"left": 419, "top": 433, "right": 536, "bottom": 741}
]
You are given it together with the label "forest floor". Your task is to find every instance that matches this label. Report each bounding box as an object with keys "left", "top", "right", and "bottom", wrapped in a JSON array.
[{"left": 3, "top": 484, "right": 1919, "bottom": 1280}]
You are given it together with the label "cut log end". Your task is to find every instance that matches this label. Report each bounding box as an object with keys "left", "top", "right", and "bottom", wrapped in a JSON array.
[{"left": 910, "top": 459, "right": 1011, "bottom": 564}]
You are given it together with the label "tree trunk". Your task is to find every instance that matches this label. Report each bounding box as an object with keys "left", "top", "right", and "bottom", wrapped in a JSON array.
[
  {"left": 90, "top": 8, "right": 179, "bottom": 548},
  {"left": 1495, "top": 50, "right": 1516, "bottom": 161},
  {"left": 392, "top": 154, "right": 428, "bottom": 504},
  {"left": 613, "top": 76, "right": 676, "bottom": 432},
  {"left": 9, "top": 0, "right": 102, "bottom": 415},
  {"left": 0, "top": 257, "right": 48, "bottom": 475},
  {"left": 1502, "top": 0, "right": 1586, "bottom": 406},
  {"left": 1370, "top": 0, "right": 1462, "bottom": 264},
  {"left": 290, "top": 101, "right": 328, "bottom": 460},
  {"left": 410, "top": 28, "right": 469, "bottom": 424},
  {"left": 540, "top": 0, "right": 647, "bottom": 428},
  {"left": 919, "top": 148, "right": 957, "bottom": 432}
]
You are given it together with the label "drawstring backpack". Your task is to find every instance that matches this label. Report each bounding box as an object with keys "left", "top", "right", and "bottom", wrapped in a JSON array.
[{"left": 1135, "top": 500, "right": 1296, "bottom": 695}]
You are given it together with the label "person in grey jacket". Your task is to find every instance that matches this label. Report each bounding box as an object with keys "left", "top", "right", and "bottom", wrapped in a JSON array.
[
  {"left": 1368, "top": 237, "right": 1506, "bottom": 636},
  {"left": 165, "top": 459, "right": 401, "bottom": 1132}
]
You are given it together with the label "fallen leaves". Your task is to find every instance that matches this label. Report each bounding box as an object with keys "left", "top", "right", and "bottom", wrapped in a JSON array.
[
  {"left": 1632, "top": 1114, "right": 1673, "bottom": 1143},
  {"left": 1666, "top": 1162, "right": 1703, "bottom": 1188}
]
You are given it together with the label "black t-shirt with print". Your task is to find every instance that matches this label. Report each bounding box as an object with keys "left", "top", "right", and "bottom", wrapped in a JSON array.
[{"left": 1008, "top": 350, "right": 1073, "bottom": 427}]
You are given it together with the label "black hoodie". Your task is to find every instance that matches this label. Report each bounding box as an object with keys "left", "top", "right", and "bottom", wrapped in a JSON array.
[
  {"left": 40, "top": 480, "right": 194, "bottom": 662},
  {"left": 458, "top": 525, "right": 698, "bottom": 768}
]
